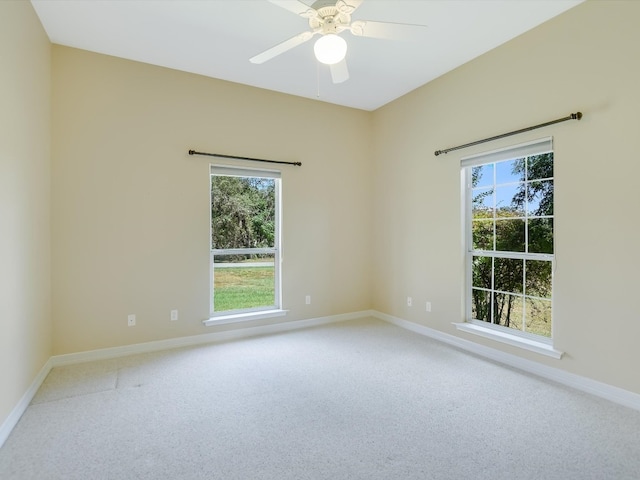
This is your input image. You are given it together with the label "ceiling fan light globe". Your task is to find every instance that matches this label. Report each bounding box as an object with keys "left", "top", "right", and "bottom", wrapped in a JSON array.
[{"left": 314, "top": 34, "right": 347, "bottom": 65}]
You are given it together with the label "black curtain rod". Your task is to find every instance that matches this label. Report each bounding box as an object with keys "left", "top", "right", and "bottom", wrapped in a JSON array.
[
  {"left": 188, "top": 150, "right": 301, "bottom": 166},
  {"left": 434, "top": 112, "right": 582, "bottom": 157}
]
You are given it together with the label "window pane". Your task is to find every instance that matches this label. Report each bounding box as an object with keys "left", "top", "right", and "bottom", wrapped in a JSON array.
[
  {"left": 494, "top": 293, "right": 523, "bottom": 331},
  {"left": 211, "top": 176, "right": 276, "bottom": 249},
  {"left": 525, "top": 297, "right": 552, "bottom": 337},
  {"left": 527, "top": 180, "right": 553, "bottom": 216},
  {"left": 472, "top": 256, "right": 492, "bottom": 290},
  {"left": 496, "top": 158, "right": 524, "bottom": 185},
  {"left": 472, "top": 220, "right": 493, "bottom": 250},
  {"left": 495, "top": 218, "right": 525, "bottom": 252},
  {"left": 494, "top": 258, "right": 523, "bottom": 294},
  {"left": 472, "top": 164, "right": 493, "bottom": 188},
  {"left": 525, "top": 260, "right": 552, "bottom": 298},
  {"left": 213, "top": 253, "right": 275, "bottom": 312},
  {"left": 495, "top": 183, "right": 523, "bottom": 217},
  {"left": 472, "top": 187, "right": 494, "bottom": 217},
  {"left": 527, "top": 153, "right": 553, "bottom": 181},
  {"left": 528, "top": 218, "right": 554, "bottom": 254},
  {"left": 471, "top": 289, "right": 491, "bottom": 322}
]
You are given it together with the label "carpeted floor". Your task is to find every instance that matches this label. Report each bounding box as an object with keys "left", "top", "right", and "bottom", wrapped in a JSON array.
[{"left": 1, "top": 317, "right": 640, "bottom": 479}]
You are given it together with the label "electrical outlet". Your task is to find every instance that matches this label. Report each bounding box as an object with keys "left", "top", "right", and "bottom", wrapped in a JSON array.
[
  {"left": 305, "top": 295, "right": 311, "bottom": 305},
  {"left": 407, "top": 297, "right": 412, "bottom": 307},
  {"left": 170, "top": 309, "right": 178, "bottom": 321},
  {"left": 127, "top": 314, "right": 136, "bottom": 327},
  {"left": 426, "top": 301, "right": 432, "bottom": 312}
]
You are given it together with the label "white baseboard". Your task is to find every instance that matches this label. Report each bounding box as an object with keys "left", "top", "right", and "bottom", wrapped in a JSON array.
[
  {"left": 0, "top": 358, "right": 53, "bottom": 449},
  {"left": 51, "top": 310, "right": 372, "bottom": 367},
  {"left": 373, "top": 310, "right": 640, "bottom": 412},
  {"left": 4, "top": 309, "right": 638, "bottom": 451}
]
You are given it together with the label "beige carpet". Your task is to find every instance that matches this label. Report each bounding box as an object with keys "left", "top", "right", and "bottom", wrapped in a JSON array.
[{"left": 1, "top": 317, "right": 639, "bottom": 479}]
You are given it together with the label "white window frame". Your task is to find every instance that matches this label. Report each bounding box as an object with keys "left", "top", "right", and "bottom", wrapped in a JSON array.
[
  {"left": 455, "top": 138, "right": 563, "bottom": 359},
  {"left": 204, "top": 164, "right": 285, "bottom": 326}
]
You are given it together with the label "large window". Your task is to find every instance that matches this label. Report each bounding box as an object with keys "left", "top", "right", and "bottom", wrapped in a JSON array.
[
  {"left": 210, "top": 166, "right": 281, "bottom": 317},
  {"left": 463, "top": 138, "right": 554, "bottom": 340}
]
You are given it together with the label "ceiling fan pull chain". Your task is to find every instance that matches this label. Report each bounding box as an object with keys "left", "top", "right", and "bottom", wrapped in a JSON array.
[{"left": 316, "top": 61, "right": 321, "bottom": 98}]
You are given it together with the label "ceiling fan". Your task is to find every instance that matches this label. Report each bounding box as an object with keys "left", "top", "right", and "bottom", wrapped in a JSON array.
[{"left": 250, "top": 0, "right": 427, "bottom": 84}]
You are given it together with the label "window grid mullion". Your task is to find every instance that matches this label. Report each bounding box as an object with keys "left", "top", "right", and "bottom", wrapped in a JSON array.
[
  {"left": 212, "top": 247, "right": 276, "bottom": 255},
  {"left": 491, "top": 257, "right": 495, "bottom": 325},
  {"left": 522, "top": 259, "right": 527, "bottom": 332},
  {"left": 525, "top": 156, "right": 529, "bottom": 255}
]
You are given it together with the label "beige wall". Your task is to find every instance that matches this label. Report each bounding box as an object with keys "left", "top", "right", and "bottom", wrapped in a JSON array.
[
  {"left": 0, "top": 1, "right": 52, "bottom": 424},
  {"left": 372, "top": 0, "right": 640, "bottom": 393},
  {"left": 51, "top": 46, "right": 372, "bottom": 354}
]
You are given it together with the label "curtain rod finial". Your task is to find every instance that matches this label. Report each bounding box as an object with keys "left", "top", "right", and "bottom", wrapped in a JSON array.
[
  {"left": 434, "top": 150, "right": 442, "bottom": 156},
  {"left": 572, "top": 112, "right": 583, "bottom": 120}
]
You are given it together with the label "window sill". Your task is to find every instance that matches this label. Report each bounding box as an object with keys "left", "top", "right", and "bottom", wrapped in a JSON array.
[
  {"left": 203, "top": 309, "right": 288, "bottom": 327},
  {"left": 453, "top": 322, "right": 563, "bottom": 359}
]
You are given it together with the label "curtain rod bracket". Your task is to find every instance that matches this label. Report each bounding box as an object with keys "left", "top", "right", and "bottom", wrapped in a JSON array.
[{"left": 434, "top": 111, "right": 582, "bottom": 156}]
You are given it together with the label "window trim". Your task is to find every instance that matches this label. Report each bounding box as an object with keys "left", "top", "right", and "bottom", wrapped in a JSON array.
[
  {"left": 460, "top": 137, "right": 553, "bottom": 168},
  {"left": 453, "top": 321, "right": 563, "bottom": 359},
  {"left": 204, "top": 309, "right": 288, "bottom": 327},
  {"left": 461, "top": 137, "right": 557, "bottom": 346},
  {"left": 207, "top": 164, "right": 283, "bottom": 322}
]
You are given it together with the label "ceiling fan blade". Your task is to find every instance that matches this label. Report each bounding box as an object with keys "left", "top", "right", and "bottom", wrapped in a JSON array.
[
  {"left": 350, "top": 20, "right": 427, "bottom": 40},
  {"left": 330, "top": 59, "right": 349, "bottom": 84},
  {"left": 250, "top": 31, "right": 315, "bottom": 64},
  {"left": 268, "top": 0, "right": 317, "bottom": 18},
  {"left": 336, "top": 0, "right": 364, "bottom": 15}
]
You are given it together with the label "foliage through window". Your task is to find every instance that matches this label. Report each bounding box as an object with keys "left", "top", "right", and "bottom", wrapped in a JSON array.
[
  {"left": 210, "top": 166, "right": 281, "bottom": 315},
  {"left": 463, "top": 139, "right": 554, "bottom": 338}
]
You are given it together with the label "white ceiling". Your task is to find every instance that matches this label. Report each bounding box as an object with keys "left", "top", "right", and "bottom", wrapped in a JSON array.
[{"left": 31, "top": 0, "right": 583, "bottom": 111}]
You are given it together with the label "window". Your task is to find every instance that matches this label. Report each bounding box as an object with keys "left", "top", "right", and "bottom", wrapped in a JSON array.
[
  {"left": 209, "top": 165, "right": 281, "bottom": 319},
  {"left": 462, "top": 138, "right": 554, "bottom": 340}
]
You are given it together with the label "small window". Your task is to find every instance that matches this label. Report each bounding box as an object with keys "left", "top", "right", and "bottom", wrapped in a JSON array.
[
  {"left": 210, "top": 166, "right": 281, "bottom": 317},
  {"left": 462, "top": 138, "right": 554, "bottom": 340}
]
